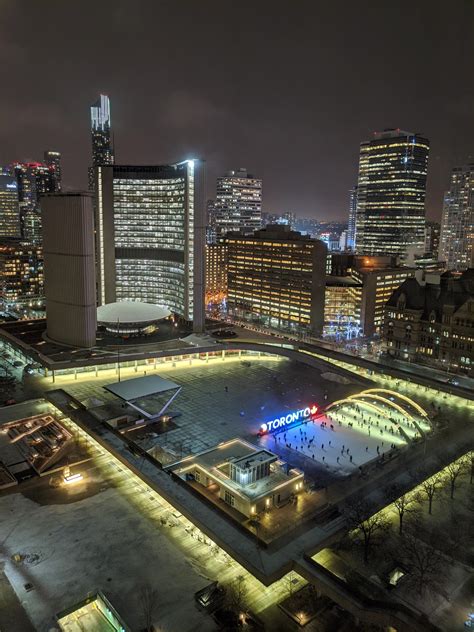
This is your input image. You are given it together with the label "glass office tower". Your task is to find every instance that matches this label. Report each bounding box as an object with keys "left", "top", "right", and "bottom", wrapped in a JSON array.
[
  {"left": 355, "top": 129, "right": 430, "bottom": 257},
  {"left": 95, "top": 160, "right": 205, "bottom": 331},
  {"left": 12, "top": 162, "right": 56, "bottom": 244},
  {"left": 213, "top": 168, "right": 262, "bottom": 241},
  {"left": 440, "top": 164, "right": 474, "bottom": 271},
  {"left": 0, "top": 175, "right": 21, "bottom": 238},
  {"left": 89, "top": 95, "right": 114, "bottom": 190},
  {"left": 44, "top": 151, "right": 62, "bottom": 191}
]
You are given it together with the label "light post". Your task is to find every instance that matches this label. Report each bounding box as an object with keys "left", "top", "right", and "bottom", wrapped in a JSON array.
[{"left": 117, "top": 317, "right": 121, "bottom": 382}]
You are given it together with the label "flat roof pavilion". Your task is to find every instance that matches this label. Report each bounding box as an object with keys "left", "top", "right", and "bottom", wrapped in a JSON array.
[{"left": 104, "top": 375, "right": 182, "bottom": 419}]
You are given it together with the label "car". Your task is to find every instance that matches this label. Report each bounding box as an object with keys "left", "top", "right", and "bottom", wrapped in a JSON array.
[{"left": 13, "top": 361, "right": 23, "bottom": 367}]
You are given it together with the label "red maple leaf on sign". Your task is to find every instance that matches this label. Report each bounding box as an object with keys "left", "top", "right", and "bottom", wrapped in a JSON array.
[{"left": 310, "top": 405, "right": 318, "bottom": 415}]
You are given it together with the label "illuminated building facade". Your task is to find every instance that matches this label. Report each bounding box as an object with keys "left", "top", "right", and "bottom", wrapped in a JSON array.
[
  {"left": 325, "top": 254, "right": 415, "bottom": 337},
  {"left": 355, "top": 129, "right": 430, "bottom": 257},
  {"left": 205, "top": 243, "right": 227, "bottom": 307},
  {"left": 44, "top": 151, "right": 62, "bottom": 191},
  {"left": 384, "top": 269, "right": 474, "bottom": 376},
  {"left": 12, "top": 162, "right": 56, "bottom": 244},
  {"left": 324, "top": 277, "right": 362, "bottom": 339},
  {"left": 0, "top": 175, "right": 21, "bottom": 238},
  {"left": 214, "top": 168, "right": 262, "bottom": 241},
  {"left": 424, "top": 220, "right": 440, "bottom": 257},
  {"left": 227, "top": 225, "right": 327, "bottom": 335},
  {"left": 170, "top": 438, "right": 303, "bottom": 517},
  {"left": 95, "top": 160, "right": 205, "bottom": 331},
  {"left": 89, "top": 94, "right": 114, "bottom": 190},
  {"left": 0, "top": 238, "right": 44, "bottom": 308},
  {"left": 347, "top": 186, "right": 357, "bottom": 250},
  {"left": 439, "top": 164, "right": 474, "bottom": 271}
]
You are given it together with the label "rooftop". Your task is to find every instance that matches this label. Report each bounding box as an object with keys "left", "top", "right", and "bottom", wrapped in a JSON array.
[
  {"left": 104, "top": 374, "right": 180, "bottom": 402},
  {"left": 97, "top": 301, "right": 171, "bottom": 324},
  {"left": 170, "top": 438, "right": 302, "bottom": 502}
]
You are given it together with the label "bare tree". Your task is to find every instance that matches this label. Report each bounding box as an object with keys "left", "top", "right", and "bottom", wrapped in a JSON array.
[
  {"left": 139, "top": 584, "right": 159, "bottom": 632},
  {"left": 443, "top": 457, "right": 467, "bottom": 499},
  {"left": 225, "top": 575, "right": 247, "bottom": 614},
  {"left": 345, "top": 500, "right": 390, "bottom": 564},
  {"left": 398, "top": 520, "right": 446, "bottom": 596},
  {"left": 391, "top": 488, "right": 417, "bottom": 535},
  {"left": 416, "top": 472, "right": 445, "bottom": 515},
  {"left": 465, "top": 452, "right": 474, "bottom": 485},
  {"left": 284, "top": 572, "right": 296, "bottom": 599}
]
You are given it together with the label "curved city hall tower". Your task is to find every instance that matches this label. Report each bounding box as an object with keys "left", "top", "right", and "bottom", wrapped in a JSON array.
[
  {"left": 94, "top": 160, "right": 205, "bottom": 333},
  {"left": 43, "top": 193, "right": 97, "bottom": 348}
]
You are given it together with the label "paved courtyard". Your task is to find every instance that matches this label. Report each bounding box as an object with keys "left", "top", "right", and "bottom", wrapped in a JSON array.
[{"left": 55, "top": 354, "right": 363, "bottom": 466}]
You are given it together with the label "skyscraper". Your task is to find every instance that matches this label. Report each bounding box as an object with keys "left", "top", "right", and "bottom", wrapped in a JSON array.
[
  {"left": 347, "top": 186, "right": 357, "bottom": 250},
  {"left": 44, "top": 150, "right": 62, "bottom": 191},
  {"left": 43, "top": 193, "right": 97, "bottom": 348},
  {"left": 213, "top": 168, "right": 262, "bottom": 241},
  {"left": 0, "top": 175, "right": 21, "bottom": 238},
  {"left": 89, "top": 94, "right": 114, "bottom": 189},
  {"left": 12, "top": 162, "right": 56, "bottom": 243},
  {"left": 439, "top": 164, "right": 474, "bottom": 271},
  {"left": 95, "top": 160, "right": 205, "bottom": 331},
  {"left": 355, "top": 129, "right": 430, "bottom": 257},
  {"left": 424, "top": 220, "right": 441, "bottom": 256}
]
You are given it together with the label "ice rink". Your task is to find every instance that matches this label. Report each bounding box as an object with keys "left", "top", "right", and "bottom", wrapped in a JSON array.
[{"left": 267, "top": 392, "right": 432, "bottom": 475}]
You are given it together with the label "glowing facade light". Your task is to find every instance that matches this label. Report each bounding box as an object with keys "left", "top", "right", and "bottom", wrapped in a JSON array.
[{"left": 260, "top": 404, "right": 318, "bottom": 433}]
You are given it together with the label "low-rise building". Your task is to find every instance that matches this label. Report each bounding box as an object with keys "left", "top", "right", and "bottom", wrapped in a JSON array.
[
  {"left": 227, "top": 225, "right": 327, "bottom": 335},
  {"left": 383, "top": 269, "right": 474, "bottom": 376},
  {"left": 325, "top": 254, "right": 415, "bottom": 338},
  {"left": 170, "top": 438, "right": 303, "bottom": 518}
]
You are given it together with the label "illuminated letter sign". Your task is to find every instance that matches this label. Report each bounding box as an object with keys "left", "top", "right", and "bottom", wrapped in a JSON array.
[
  {"left": 260, "top": 404, "right": 318, "bottom": 433},
  {"left": 6, "top": 182, "right": 17, "bottom": 190}
]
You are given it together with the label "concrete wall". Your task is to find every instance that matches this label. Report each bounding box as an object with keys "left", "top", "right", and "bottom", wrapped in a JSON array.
[{"left": 42, "top": 193, "right": 97, "bottom": 348}]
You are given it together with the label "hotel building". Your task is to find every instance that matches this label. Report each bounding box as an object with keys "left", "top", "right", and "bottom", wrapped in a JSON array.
[
  {"left": 94, "top": 160, "right": 205, "bottom": 331},
  {"left": 439, "top": 164, "right": 474, "bottom": 271},
  {"left": 355, "top": 129, "right": 430, "bottom": 257},
  {"left": 227, "top": 224, "right": 327, "bottom": 335}
]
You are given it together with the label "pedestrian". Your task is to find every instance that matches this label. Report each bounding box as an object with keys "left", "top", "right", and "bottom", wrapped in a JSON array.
[
  {"left": 322, "top": 443, "right": 324, "bottom": 450},
  {"left": 329, "top": 440, "right": 331, "bottom": 446},
  {"left": 365, "top": 446, "right": 368, "bottom": 451},
  {"left": 350, "top": 455, "right": 352, "bottom": 462},
  {"left": 337, "top": 457, "right": 339, "bottom": 463},
  {"left": 322, "top": 456, "right": 325, "bottom": 462}
]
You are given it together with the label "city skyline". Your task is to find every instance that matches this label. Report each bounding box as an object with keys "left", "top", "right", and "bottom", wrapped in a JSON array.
[{"left": 1, "top": 1, "right": 473, "bottom": 221}]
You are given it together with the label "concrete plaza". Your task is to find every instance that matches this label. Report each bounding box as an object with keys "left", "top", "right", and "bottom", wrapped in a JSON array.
[{"left": 55, "top": 353, "right": 364, "bottom": 465}]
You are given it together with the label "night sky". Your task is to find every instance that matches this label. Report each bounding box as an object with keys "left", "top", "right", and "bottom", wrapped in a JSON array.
[{"left": 0, "top": 0, "right": 473, "bottom": 221}]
